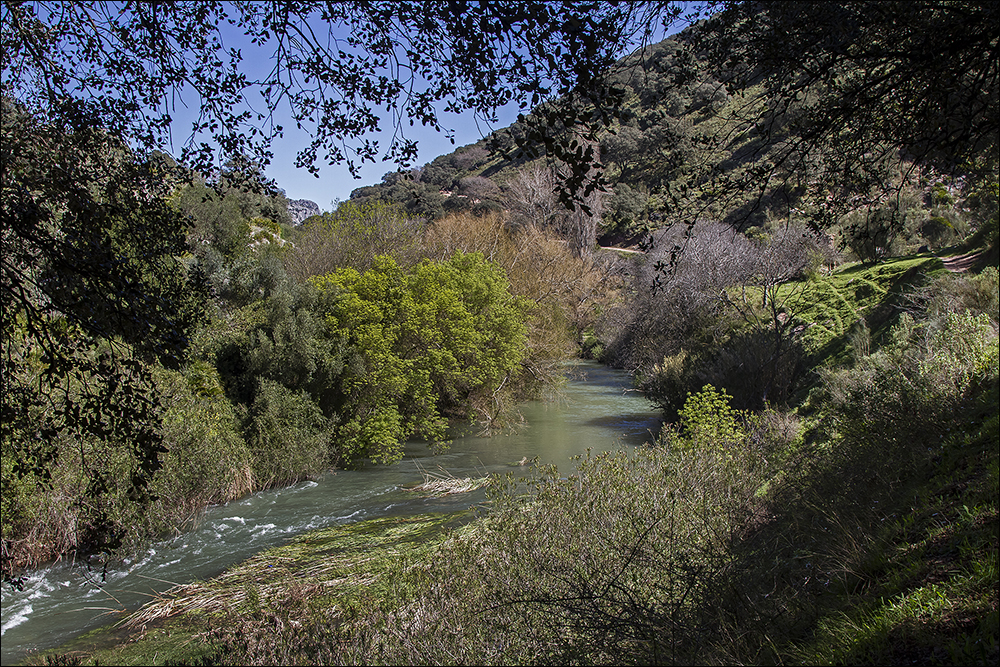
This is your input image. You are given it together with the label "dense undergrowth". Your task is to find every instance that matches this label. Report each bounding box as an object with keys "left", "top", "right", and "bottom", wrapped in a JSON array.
[
  {"left": 29, "top": 244, "right": 998, "bottom": 666},
  {"left": 1, "top": 204, "right": 613, "bottom": 579}
]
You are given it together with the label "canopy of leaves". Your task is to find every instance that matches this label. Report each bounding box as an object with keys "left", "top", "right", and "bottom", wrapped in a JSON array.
[
  {"left": 690, "top": 0, "right": 999, "bottom": 227},
  {"left": 1, "top": 98, "right": 207, "bottom": 513},
  {"left": 311, "top": 252, "right": 529, "bottom": 464},
  {"left": 0, "top": 1, "right": 685, "bottom": 186}
]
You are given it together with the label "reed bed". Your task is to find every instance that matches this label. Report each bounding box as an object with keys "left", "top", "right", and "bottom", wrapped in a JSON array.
[{"left": 121, "top": 514, "right": 460, "bottom": 631}]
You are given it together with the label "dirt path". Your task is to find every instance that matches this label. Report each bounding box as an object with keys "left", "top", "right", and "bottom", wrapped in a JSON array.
[{"left": 940, "top": 251, "right": 985, "bottom": 273}]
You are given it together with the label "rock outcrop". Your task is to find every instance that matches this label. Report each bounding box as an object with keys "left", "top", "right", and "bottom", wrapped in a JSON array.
[{"left": 287, "top": 199, "right": 320, "bottom": 225}]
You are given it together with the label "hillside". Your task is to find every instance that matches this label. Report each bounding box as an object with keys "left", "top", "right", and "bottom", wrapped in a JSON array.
[
  {"left": 341, "top": 19, "right": 994, "bottom": 267},
  {"left": 5, "top": 3, "right": 996, "bottom": 664}
]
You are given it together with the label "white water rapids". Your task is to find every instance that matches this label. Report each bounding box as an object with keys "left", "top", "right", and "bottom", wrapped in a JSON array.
[{"left": 1, "top": 361, "right": 662, "bottom": 663}]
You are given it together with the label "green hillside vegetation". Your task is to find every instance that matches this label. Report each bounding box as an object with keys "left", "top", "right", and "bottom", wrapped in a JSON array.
[
  {"left": 3, "top": 1, "right": 997, "bottom": 664},
  {"left": 34, "top": 257, "right": 998, "bottom": 666},
  {"left": 347, "top": 19, "right": 996, "bottom": 267}
]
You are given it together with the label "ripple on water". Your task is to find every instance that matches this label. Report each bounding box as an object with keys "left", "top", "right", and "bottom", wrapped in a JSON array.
[
  {"left": 251, "top": 523, "right": 278, "bottom": 538},
  {"left": 1, "top": 603, "right": 32, "bottom": 634}
]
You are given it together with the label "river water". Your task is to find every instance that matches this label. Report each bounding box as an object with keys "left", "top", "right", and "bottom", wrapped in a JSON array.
[{"left": 1, "top": 361, "right": 660, "bottom": 663}]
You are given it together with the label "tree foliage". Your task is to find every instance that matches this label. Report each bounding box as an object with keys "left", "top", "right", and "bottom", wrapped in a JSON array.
[
  {"left": 286, "top": 200, "right": 423, "bottom": 281},
  {"left": 1, "top": 98, "right": 207, "bottom": 572},
  {"left": 691, "top": 0, "right": 999, "bottom": 229},
  {"left": 0, "top": 1, "right": 684, "bottom": 187},
  {"left": 310, "top": 252, "right": 528, "bottom": 464}
]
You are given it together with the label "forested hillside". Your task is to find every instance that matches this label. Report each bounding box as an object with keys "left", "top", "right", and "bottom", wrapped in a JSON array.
[
  {"left": 348, "top": 14, "right": 996, "bottom": 260},
  {"left": 2, "top": 1, "right": 997, "bottom": 664}
]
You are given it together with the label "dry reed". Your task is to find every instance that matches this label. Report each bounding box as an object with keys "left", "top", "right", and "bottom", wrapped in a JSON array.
[{"left": 404, "top": 464, "right": 488, "bottom": 498}]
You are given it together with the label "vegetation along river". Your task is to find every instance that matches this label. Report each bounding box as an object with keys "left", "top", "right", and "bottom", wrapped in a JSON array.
[{"left": 0, "top": 361, "right": 661, "bottom": 663}]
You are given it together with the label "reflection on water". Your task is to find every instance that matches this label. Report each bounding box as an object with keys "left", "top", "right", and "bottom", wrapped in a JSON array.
[{"left": 0, "top": 361, "right": 660, "bottom": 663}]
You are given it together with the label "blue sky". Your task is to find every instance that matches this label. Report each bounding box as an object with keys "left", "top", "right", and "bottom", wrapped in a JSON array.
[
  {"left": 156, "top": 15, "right": 528, "bottom": 212},
  {"left": 159, "top": 5, "right": 697, "bottom": 212},
  {"left": 258, "top": 98, "right": 521, "bottom": 210}
]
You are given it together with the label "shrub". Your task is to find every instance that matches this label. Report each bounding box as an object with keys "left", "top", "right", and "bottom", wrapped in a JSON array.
[
  {"left": 692, "top": 326, "right": 807, "bottom": 410},
  {"left": 598, "top": 222, "right": 752, "bottom": 373},
  {"left": 640, "top": 348, "right": 695, "bottom": 420},
  {"left": 674, "top": 384, "right": 750, "bottom": 450},
  {"left": 311, "top": 252, "right": 529, "bottom": 463},
  {"left": 242, "top": 379, "right": 335, "bottom": 488},
  {"left": 826, "top": 309, "right": 999, "bottom": 457},
  {"left": 618, "top": 222, "right": 817, "bottom": 413},
  {"left": 914, "top": 266, "right": 999, "bottom": 325},
  {"left": 154, "top": 367, "right": 254, "bottom": 512},
  {"left": 354, "top": 398, "right": 783, "bottom": 665}
]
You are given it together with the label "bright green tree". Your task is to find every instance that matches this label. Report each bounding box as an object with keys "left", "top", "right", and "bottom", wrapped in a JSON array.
[{"left": 311, "top": 252, "right": 529, "bottom": 464}]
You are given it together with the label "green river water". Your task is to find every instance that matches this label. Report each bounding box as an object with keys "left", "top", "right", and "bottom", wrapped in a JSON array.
[{"left": 0, "top": 361, "right": 661, "bottom": 663}]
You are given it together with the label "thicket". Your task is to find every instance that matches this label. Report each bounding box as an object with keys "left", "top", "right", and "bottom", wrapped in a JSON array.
[
  {"left": 2, "top": 176, "right": 605, "bottom": 578},
  {"left": 309, "top": 252, "right": 529, "bottom": 463},
  {"left": 122, "top": 248, "right": 996, "bottom": 667},
  {"left": 598, "top": 220, "right": 829, "bottom": 417}
]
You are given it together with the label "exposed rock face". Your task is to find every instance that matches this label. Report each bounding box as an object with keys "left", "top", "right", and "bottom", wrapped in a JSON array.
[{"left": 287, "top": 199, "right": 320, "bottom": 225}]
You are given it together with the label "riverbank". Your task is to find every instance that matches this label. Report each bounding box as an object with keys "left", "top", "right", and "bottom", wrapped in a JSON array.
[
  {"left": 32, "top": 372, "right": 997, "bottom": 665},
  {"left": 20, "top": 252, "right": 997, "bottom": 666},
  {"left": 2, "top": 361, "right": 662, "bottom": 664},
  {"left": 25, "top": 513, "right": 471, "bottom": 666}
]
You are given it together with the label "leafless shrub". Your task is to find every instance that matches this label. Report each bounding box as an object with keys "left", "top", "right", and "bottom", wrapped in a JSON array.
[
  {"left": 451, "top": 145, "right": 489, "bottom": 170},
  {"left": 504, "top": 163, "right": 566, "bottom": 232},
  {"left": 599, "top": 221, "right": 756, "bottom": 373},
  {"left": 457, "top": 175, "right": 501, "bottom": 201},
  {"left": 283, "top": 201, "right": 423, "bottom": 281}
]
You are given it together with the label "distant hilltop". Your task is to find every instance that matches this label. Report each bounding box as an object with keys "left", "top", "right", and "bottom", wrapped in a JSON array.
[{"left": 287, "top": 199, "right": 320, "bottom": 225}]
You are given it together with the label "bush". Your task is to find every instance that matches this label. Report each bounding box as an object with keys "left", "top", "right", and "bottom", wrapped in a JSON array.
[
  {"left": 915, "top": 266, "right": 999, "bottom": 325},
  {"left": 350, "top": 389, "right": 784, "bottom": 664},
  {"left": 311, "top": 252, "right": 529, "bottom": 463},
  {"left": 640, "top": 349, "right": 695, "bottom": 421},
  {"left": 673, "top": 384, "right": 750, "bottom": 450},
  {"left": 826, "top": 310, "right": 999, "bottom": 457},
  {"left": 598, "top": 222, "right": 752, "bottom": 373},
  {"left": 242, "top": 379, "right": 335, "bottom": 488},
  {"left": 154, "top": 367, "right": 254, "bottom": 512}
]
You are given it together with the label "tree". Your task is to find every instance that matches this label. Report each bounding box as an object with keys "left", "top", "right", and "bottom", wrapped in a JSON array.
[
  {"left": 689, "top": 1, "right": 999, "bottom": 234},
  {"left": 310, "top": 252, "right": 529, "bottom": 464},
  {"left": 1, "top": 1, "right": 687, "bottom": 184},
  {"left": 605, "top": 182, "right": 649, "bottom": 235},
  {"left": 505, "top": 163, "right": 567, "bottom": 232},
  {"left": 6, "top": 1, "right": 994, "bottom": 237},
  {"left": 284, "top": 200, "right": 423, "bottom": 280},
  {"left": 1, "top": 99, "right": 207, "bottom": 575}
]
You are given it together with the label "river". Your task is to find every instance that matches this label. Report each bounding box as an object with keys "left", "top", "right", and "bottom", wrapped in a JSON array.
[{"left": 0, "top": 361, "right": 661, "bottom": 664}]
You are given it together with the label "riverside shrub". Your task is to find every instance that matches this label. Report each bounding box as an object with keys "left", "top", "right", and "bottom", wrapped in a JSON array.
[
  {"left": 826, "top": 309, "right": 999, "bottom": 458},
  {"left": 311, "top": 252, "right": 529, "bottom": 464},
  {"left": 351, "top": 417, "right": 781, "bottom": 665}
]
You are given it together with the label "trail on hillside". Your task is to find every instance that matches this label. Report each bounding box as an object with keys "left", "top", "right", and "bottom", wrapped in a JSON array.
[{"left": 940, "top": 251, "right": 984, "bottom": 273}]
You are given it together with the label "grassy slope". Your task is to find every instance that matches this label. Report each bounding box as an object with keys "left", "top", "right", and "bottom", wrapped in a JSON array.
[
  {"left": 791, "top": 387, "right": 998, "bottom": 664},
  {"left": 774, "top": 254, "right": 998, "bottom": 664}
]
